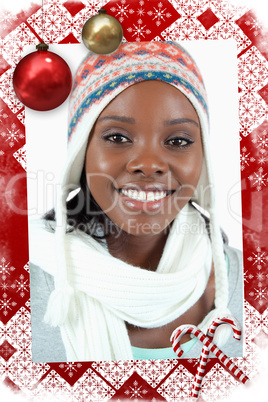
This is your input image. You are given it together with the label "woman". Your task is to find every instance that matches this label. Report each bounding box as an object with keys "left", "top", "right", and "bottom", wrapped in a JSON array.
[{"left": 29, "top": 41, "right": 243, "bottom": 362}]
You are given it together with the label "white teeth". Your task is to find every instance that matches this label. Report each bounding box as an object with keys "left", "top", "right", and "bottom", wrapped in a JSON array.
[
  {"left": 155, "top": 191, "right": 166, "bottom": 200},
  {"left": 133, "top": 190, "right": 138, "bottom": 199},
  {"left": 129, "top": 189, "right": 135, "bottom": 198},
  {"left": 121, "top": 189, "right": 168, "bottom": 202},
  {"left": 139, "top": 191, "right": 146, "bottom": 201},
  {"left": 147, "top": 192, "right": 155, "bottom": 201}
]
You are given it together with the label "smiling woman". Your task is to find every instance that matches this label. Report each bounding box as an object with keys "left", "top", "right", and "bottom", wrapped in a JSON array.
[
  {"left": 28, "top": 41, "right": 243, "bottom": 362},
  {"left": 85, "top": 81, "right": 203, "bottom": 241}
]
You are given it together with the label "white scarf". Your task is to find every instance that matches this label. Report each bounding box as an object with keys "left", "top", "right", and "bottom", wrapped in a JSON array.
[{"left": 29, "top": 203, "right": 215, "bottom": 361}]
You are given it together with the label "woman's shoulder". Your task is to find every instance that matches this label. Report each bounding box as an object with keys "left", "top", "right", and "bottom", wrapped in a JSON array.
[
  {"left": 30, "top": 262, "right": 67, "bottom": 362},
  {"left": 224, "top": 244, "right": 243, "bottom": 289},
  {"left": 224, "top": 244, "right": 243, "bottom": 329},
  {"left": 30, "top": 262, "right": 55, "bottom": 291},
  {"left": 224, "top": 244, "right": 243, "bottom": 274},
  {"left": 28, "top": 218, "right": 57, "bottom": 276}
]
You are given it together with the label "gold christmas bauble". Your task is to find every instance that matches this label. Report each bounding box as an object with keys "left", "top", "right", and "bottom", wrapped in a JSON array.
[{"left": 82, "top": 9, "right": 123, "bottom": 55}]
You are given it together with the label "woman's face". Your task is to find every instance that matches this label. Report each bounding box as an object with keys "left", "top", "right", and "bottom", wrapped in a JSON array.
[{"left": 85, "top": 80, "right": 203, "bottom": 236}]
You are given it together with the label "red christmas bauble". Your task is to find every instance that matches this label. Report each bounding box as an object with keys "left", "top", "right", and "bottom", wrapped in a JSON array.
[{"left": 13, "top": 43, "right": 72, "bottom": 111}]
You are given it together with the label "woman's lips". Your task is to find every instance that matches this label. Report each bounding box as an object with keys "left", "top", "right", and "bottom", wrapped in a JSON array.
[
  {"left": 116, "top": 187, "right": 175, "bottom": 212},
  {"left": 120, "top": 188, "right": 172, "bottom": 202}
]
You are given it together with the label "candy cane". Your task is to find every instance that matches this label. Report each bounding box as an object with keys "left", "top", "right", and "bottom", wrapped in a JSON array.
[
  {"left": 191, "top": 315, "right": 242, "bottom": 398},
  {"left": 171, "top": 324, "right": 249, "bottom": 390}
]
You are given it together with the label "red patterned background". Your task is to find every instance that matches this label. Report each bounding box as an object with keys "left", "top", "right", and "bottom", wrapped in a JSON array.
[{"left": 0, "top": 0, "right": 268, "bottom": 400}]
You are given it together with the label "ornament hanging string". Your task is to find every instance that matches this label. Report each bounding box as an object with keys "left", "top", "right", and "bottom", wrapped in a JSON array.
[{"left": 41, "top": 0, "right": 44, "bottom": 42}]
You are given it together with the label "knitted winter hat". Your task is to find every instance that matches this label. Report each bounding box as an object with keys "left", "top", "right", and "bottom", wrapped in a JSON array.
[
  {"left": 45, "top": 42, "right": 229, "bottom": 333},
  {"left": 67, "top": 41, "right": 210, "bottom": 208}
]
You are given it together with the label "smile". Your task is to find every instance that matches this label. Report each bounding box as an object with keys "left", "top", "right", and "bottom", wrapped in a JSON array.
[{"left": 119, "top": 189, "right": 173, "bottom": 202}]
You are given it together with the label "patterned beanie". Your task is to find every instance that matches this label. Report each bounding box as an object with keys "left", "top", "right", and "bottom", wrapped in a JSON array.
[
  {"left": 51, "top": 41, "right": 229, "bottom": 332},
  {"left": 65, "top": 41, "right": 210, "bottom": 209}
]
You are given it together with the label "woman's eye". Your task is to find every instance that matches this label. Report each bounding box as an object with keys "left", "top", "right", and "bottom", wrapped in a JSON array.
[
  {"left": 104, "top": 134, "right": 130, "bottom": 144},
  {"left": 166, "top": 137, "right": 193, "bottom": 148}
]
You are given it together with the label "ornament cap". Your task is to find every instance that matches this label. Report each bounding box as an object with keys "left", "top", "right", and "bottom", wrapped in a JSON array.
[
  {"left": 98, "top": 9, "right": 107, "bottom": 14},
  {"left": 36, "top": 42, "right": 49, "bottom": 51}
]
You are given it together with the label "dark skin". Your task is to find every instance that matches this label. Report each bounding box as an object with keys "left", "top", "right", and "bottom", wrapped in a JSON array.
[{"left": 85, "top": 81, "right": 215, "bottom": 348}]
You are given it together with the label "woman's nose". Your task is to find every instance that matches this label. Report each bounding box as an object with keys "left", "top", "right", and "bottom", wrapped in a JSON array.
[{"left": 126, "top": 150, "right": 169, "bottom": 177}]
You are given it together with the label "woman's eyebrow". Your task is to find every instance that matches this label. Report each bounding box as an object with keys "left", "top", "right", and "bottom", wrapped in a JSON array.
[
  {"left": 97, "top": 116, "right": 199, "bottom": 127},
  {"left": 97, "top": 115, "right": 135, "bottom": 124},
  {"left": 164, "top": 118, "right": 199, "bottom": 127}
]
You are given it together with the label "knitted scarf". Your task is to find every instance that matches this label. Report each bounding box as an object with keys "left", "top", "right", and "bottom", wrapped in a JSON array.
[{"left": 29, "top": 203, "right": 218, "bottom": 361}]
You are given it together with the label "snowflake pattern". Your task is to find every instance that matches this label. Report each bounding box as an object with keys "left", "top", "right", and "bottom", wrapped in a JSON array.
[
  {"left": 248, "top": 167, "right": 267, "bottom": 191},
  {"left": 106, "top": 0, "right": 180, "bottom": 41},
  {"left": 0, "top": 258, "right": 30, "bottom": 324},
  {"left": 246, "top": 246, "right": 268, "bottom": 312},
  {"left": 136, "top": 359, "right": 178, "bottom": 388},
  {"left": 250, "top": 288, "right": 268, "bottom": 306},
  {"left": 239, "top": 94, "right": 267, "bottom": 133},
  {"left": 92, "top": 359, "right": 134, "bottom": 389},
  {"left": 13, "top": 144, "right": 27, "bottom": 171},
  {"left": 0, "top": 69, "right": 23, "bottom": 113},
  {"left": 0, "top": 257, "right": 15, "bottom": 280},
  {"left": 58, "top": 362, "right": 83, "bottom": 378},
  {"left": 248, "top": 247, "right": 268, "bottom": 270},
  {"left": 240, "top": 146, "right": 255, "bottom": 170},
  {"left": 0, "top": 108, "right": 8, "bottom": 123},
  {"left": 110, "top": 0, "right": 135, "bottom": 23},
  {"left": 252, "top": 130, "right": 268, "bottom": 151},
  {"left": 0, "top": 122, "right": 24, "bottom": 148},
  {"left": 12, "top": 274, "right": 29, "bottom": 298},
  {"left": 127, "top": 19, "right": 152, "bottom": 41},
  {"left": 2, "top": 25, "right": 37, "bottom": 68},
  {"left": 0, "top": 0, "right": 268, "bottom": 401},
  {"left": 244, "top": 15, "right": 262, "bottom": 37},
  {"left": 157, "top": 364, "right": 193, "bottom": 400},
  {"left": 124, "top": 379, "right": 148, "bottom": 399},
  {"left": 238, "top": 47, "right": 268, "bottom": 93},
  {"left": 201, "top": 363, "right": 237, "bottom": 398},
  {"left": 244, "top": 269, "right": 254, "bottom": 283},
  {"left": 0, "top": 294, "right": 17, "bottom": 317},
  {"left": 147, "top": 3, "right": 172, "bottom": 27}
]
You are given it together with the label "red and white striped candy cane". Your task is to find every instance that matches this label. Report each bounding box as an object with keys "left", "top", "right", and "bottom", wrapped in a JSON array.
[
  {"left": 207, "top": 315, "right": 241, "bottom": 340},
  {"left": 191, "top": 315, "right": 242, "bottom": 398},
  {"left": 171, "top": 324, "right": 249, "bottom": 392}
]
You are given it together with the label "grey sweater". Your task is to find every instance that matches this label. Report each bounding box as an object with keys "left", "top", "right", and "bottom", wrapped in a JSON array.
[{"left": 30, "top": 245, "right": 244, "bottom": 362}]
